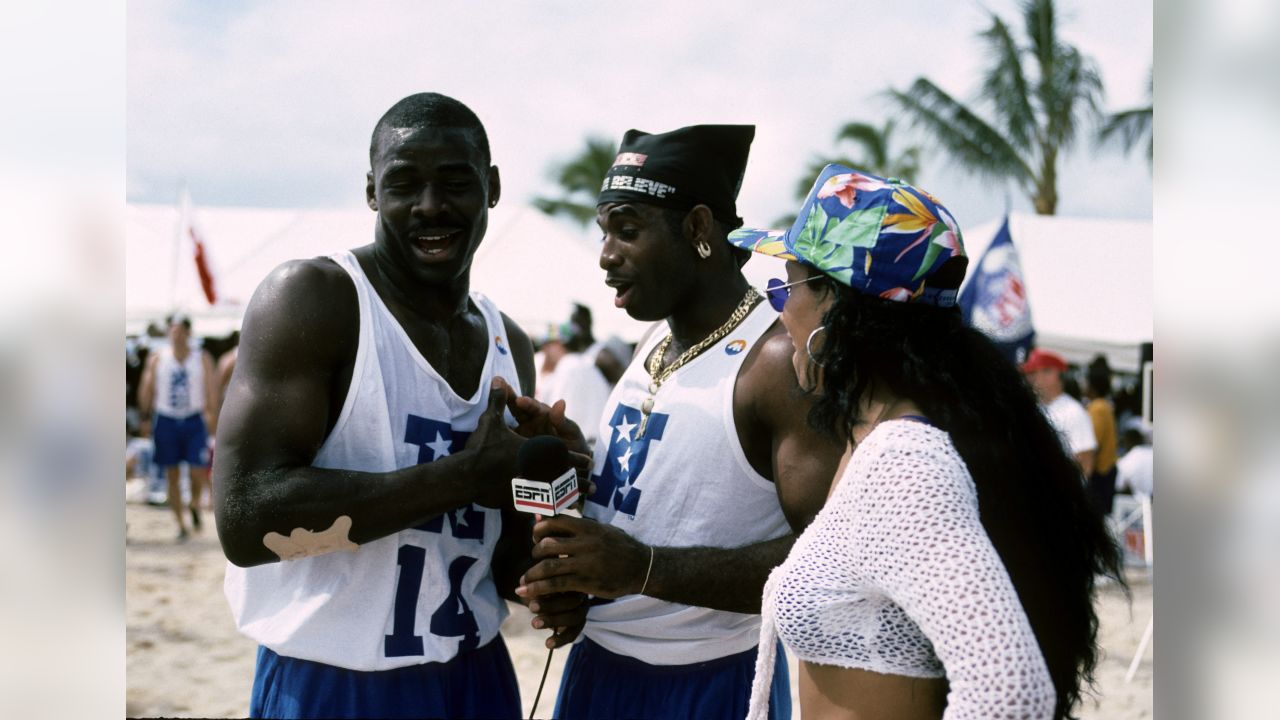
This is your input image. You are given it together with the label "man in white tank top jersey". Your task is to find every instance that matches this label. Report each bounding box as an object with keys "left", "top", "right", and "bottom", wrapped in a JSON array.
[
  {"left": 516, "top": 126, "right": 845, "bottom": 719},
  {"left": 214, "top": 93, "right": 590, "bottom": 719},
  {"left": 138, "top": 312, "right": 218, "bottom": 542}
]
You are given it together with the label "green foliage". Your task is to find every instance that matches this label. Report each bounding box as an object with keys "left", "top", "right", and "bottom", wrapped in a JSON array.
[
  {"left": 1097, "top": 66, "right": 1153, "bottom": 166},
  {"left": 794, "top": 120, "right": 922, "bottom": 201},
  {"left": 888, "top": 0, "right": 1106, "bottom": 215},
  {"left": 533, "top": 136, "right": 618, "bottom": 228}
]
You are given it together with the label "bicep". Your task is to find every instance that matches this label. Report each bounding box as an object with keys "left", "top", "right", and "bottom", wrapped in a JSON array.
[
  {"left": 753, "top": 338, "right": 844, "bottom": 532},
  {"left": 771, "top": 415, "right": 843, "bottom": 532},
  {"left": 216, "top": 262, "right": 354, "bottom": 476}
]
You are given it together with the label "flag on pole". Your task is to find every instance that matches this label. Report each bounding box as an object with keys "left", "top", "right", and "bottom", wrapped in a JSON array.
[
  {"left": 179, "top": 189, "right": 218, "bottom": 305},
  {"left": 958, "top": 216, "right": 1035, "bottom": 366}
]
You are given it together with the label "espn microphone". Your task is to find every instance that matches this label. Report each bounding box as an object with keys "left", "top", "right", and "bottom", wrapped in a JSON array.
[{"left": 511, "top": 435, "right": 579, "bottom": 516}]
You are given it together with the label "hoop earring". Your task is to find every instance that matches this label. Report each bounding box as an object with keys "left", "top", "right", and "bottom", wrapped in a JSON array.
[
  {"left": 696, "top": 240, "right": 712, "bottom": 259},
  {"left": 806, "top": 326, "right": 828, "bottom": 367}
]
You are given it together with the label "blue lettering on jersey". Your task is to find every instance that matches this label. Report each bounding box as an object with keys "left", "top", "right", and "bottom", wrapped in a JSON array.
[
  {"left": 587, "top": 403, "right": 668, "bottom": 516},
  {"left": 404, "top": 414, "right": 484, "bottom": 540},
  {"left": 405, "top": 415, "right": 471, "bottom": 463},
  {"left": 168, "top": 366, "right": 190, "bottom": 410}
]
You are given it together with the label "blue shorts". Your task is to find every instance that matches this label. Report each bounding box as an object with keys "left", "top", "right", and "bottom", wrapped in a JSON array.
[
  {"left": 152, "top": 413, "right": 209, "bottom": 468},
  {"left": 553, "top": 637, "right": 791, "bottom": 720},
  {"left": 250, "top": 638, "right": 521, "bottom": 719}
]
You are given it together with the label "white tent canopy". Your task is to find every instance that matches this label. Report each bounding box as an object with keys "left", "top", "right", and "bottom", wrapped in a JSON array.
[
  {"left": 127, "top": 203, "right": 1146, "bottom": 371},
  {"left": 959, "top": 212, "right": 1152, "bottom": 373},
  {"left": 125, "top": 203, "right": 650, "bottom": 340}
]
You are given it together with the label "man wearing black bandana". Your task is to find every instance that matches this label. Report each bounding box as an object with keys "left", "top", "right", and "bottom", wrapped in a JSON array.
[{"left": 517, "top": 126, "right": 844, "bottom": 719}]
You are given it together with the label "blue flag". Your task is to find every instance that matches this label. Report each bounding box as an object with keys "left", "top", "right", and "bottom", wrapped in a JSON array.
[{"left": 958, "top": 217, "right": 1035, "bottom": 366}]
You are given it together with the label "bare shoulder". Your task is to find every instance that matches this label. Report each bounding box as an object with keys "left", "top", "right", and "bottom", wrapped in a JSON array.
[
  {"left": 239, "top": 257, "right": 357, "bottom": 370},
  {"left": 737, "top": 320, "right": 804, "bottom": 412}
]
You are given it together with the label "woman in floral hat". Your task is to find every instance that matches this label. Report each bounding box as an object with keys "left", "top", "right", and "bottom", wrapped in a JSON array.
[{"left": 733, "top": 166, "right": 1125, "bottom": 720}]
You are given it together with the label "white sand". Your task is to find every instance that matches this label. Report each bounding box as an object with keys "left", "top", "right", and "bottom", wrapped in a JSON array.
[{"left": 125, "top": 500, "right": 1152, "bottom": 718}]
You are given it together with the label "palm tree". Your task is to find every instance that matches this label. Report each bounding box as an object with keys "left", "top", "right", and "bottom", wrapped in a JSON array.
[
  {"left": 888, "top": 0, "right": 1103, "bottom": 215},
  {"left": 1097, "top": 67, "right": 1152, "bottom": 166},
  {"left": 773, "top": 120, "right": 923, "bottom": 227},
  {"left": 794, "top": 119, "right": 922, "bottom": 200},
  {"left": 533, "top": 136, "right": 617, "bottom": 228}
]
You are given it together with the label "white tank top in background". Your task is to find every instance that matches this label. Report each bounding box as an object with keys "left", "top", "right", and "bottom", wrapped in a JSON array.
[
  {"left": 582, "top": 298, "right": 789, "bottom": 665},
  {"left": 153, "top": 343, "right": 206, "bottom": 418},
  {"left": 224, "top": 250, "right": 522, "bottom": 671}
]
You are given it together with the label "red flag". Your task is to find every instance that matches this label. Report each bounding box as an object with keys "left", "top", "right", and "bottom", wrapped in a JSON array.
[{"left": 189, "top": 225, "right": 217, "bottom": 305}]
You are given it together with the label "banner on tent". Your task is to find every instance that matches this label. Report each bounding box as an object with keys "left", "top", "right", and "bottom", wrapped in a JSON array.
[{"left": 959, "top": 216, "right": 1035, "bottom": 367}]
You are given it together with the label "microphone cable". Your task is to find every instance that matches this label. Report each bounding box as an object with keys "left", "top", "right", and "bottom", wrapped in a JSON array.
[{"left": 528, "top": 644, "right": 555, "bottom": 720}]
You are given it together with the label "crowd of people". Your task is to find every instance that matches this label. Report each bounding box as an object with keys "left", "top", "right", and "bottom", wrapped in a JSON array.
[{"left": 124, "top": 91, "right": 1153, "bottom": 720}]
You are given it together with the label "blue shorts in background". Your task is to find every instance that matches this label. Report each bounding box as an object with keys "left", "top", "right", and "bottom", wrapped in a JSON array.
[
  {"left": 250, "top": 638, "right": 521, "bottom": 719},
  {"left": 152, "top": 412, "right": 209, "bottom": 468},
  {"left": 553, "top": 637, "right": 791, "bottom": 720}
]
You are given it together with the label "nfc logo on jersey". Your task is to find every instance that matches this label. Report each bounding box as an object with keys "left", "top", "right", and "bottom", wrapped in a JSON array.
[
  {"left": 405, "top": 415, "right": 471, "bottom": 464},
  {"left": 588, "top": 403, "right": 667, "bottom": 516},
  {"left": 405, "top": 413, "right": 484, "bottom": 541}
]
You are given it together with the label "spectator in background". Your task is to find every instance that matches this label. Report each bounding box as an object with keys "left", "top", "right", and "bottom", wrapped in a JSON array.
[
  {"left": 1084, "top": 356, "right": 1119, "bottom": 515},
  {"left": 537, "top": 318, "right": 612, "bottom": 449},
  {"left": 534, "top": 323, "right": 570, "bottom": 404},
  {"left": 570, "top": 303, "right": 629, "bottom": 386},
  {"left": 138, "top": 312, "right": 218, "bottom": 541},
  {"left": 1116, "top": 423, "right": 1154, "bottom": 498},
  {"left": 1023, "top": 348, "right": 1098, "bottom": 478}
]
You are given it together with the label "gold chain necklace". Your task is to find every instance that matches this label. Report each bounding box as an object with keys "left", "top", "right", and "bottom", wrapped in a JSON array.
[{"left": 635, "top": 286, "right": 762, "bottom": 439}]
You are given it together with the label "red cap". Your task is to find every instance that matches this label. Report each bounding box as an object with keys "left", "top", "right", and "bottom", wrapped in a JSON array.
[{"left": 1021, "top": 348, "right": 1067, "bottom": 374}]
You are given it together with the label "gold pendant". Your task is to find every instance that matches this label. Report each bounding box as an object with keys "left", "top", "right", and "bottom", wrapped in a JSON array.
[{"left": 637, "top": 397, "right": 654, "bottom": 439}]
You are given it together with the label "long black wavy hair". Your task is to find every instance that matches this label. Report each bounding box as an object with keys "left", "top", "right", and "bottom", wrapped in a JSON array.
[{"left": 803, "top": 270, "right": 1125, "bottom": 719}]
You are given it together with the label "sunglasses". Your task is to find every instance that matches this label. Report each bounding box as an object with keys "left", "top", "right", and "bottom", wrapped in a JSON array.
[{"left": 765, "top": 276, "right": 821, "bottom": 312}]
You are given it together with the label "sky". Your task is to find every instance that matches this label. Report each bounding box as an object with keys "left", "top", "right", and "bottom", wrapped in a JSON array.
[{"left": 127, "top": 0, "right": 1153, "bottom": 237}]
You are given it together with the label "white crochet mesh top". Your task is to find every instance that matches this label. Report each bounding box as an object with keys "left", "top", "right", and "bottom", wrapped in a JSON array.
[{"left": 746, "top": 420, "right": 1056, "bottom": 719}]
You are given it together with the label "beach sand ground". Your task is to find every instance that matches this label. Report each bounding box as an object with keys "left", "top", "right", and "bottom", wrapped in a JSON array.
[{"left": 125, "top": 500, "right": 1151, "bottom": 718}]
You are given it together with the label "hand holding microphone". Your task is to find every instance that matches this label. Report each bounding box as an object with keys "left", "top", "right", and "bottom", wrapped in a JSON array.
[
  {"left": 514, "top": 436, "right": 654, "bottom": 604},
  {"left": 511, "top": 436, "right": 591, "bottom": 650},
  {"left": 509, "top": 436, "right": 592, "bottom": 720}
]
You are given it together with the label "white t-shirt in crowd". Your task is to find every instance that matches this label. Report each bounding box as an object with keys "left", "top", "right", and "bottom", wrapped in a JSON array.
[
  {"left": 1043, "top": 393, "right": 1098, "bottom": 457},
  {"left": 1115, "top": 445, "right": 1153, "bottom": 496},
  {"left": 540, "top": 352, "right": 612, "bottom": 447}
]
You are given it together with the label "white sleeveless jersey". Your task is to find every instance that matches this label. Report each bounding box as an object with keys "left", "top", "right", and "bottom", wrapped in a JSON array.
[
  {"left": 224, "top": 250, "right": 522, "bottom": 671},
  {"left": 152, "top": 343, "right": 205, "bottom": 418},
  {"left": 582, "top": 298, "right": 790, "bottom": 664}
]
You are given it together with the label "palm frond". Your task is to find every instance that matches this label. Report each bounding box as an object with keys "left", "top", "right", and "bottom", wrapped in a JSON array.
[
  {"left": 552, "top": 136, "right": 617, "bottom": 195},
  {"left": 1024, "top": 0, "right": 1057, "bottom": 83},
  {"left": 979, "top": 15, "right": 1038, "bottom": 152},
  {"left": 1042, "top": 44, "right": 1103, "bottom": 150},
  {"left": 535, "top": 136, "right": 619, "bottom": 227},
  {"left": 887, "top": 79, "right": 1035, "bottom": 187},
  {"left": 835, "top": 122, "right": 889, "bottom": 168},
  {"left": 531, "top": 198, "right": 598, "bottom": 227},
  {"left": 1097, "top": 106, "right": 1153, "bottom": 160}
]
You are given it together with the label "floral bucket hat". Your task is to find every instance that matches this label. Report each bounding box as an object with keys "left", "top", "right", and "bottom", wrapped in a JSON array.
[{"left": 728, "top": 164, "right": 968, "bottom": 307}]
